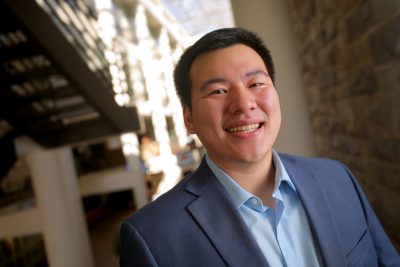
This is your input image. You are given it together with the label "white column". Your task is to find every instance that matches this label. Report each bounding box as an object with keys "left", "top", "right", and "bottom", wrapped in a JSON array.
[
  {"left": 26, "top": 146, "right": 94, "bottom": 267},
  {"left": 125, "top": 154, "right": 148, "bottom": 209},
  {"left": 121, "top": 133, "right": 149, "bottom": 209},
  {"left": 231, "top": 0, "right": 315, "bottom": 156}
]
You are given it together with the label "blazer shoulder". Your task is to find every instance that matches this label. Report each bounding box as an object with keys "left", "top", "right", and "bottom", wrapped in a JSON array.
[
  {"left": 124, "top": 172, "right": 197, "bottom": 228},
  {"left": 279, "top": 153, "right": 346, "bottom": 171}
]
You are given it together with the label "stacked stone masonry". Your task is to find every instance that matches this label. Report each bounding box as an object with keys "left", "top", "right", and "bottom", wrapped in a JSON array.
[{"left": 287, "top": 0, "right": 400, "bottom": 249}]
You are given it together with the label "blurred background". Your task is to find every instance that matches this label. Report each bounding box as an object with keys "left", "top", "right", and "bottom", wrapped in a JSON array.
[{"left": 0, "top": 0, "right": 398, "bottom": 266}]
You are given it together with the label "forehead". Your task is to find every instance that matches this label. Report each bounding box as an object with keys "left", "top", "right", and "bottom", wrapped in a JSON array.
[{"left": 189, "top": 44, "right": 266, "bottom": 83}]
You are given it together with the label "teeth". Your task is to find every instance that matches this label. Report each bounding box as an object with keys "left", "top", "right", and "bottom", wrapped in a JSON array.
[{"left": 226, "top": 123, "right": 260, "bottom": 133}]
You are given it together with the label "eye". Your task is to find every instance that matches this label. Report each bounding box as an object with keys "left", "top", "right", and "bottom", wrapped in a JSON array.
[
  {"left": 249, "top": 82, "right": 264, "bottom": 88},
  {"left": 209, "top": 89, "right": 227, "bottom": 95}
]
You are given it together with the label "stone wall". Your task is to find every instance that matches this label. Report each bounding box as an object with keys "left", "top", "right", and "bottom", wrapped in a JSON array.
[{"left": 287, "top": 0, "right": 400, "bottom": 248}]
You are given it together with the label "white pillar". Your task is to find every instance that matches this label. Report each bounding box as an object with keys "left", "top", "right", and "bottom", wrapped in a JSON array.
[
  {"left": 26, "top": 146, "right": 94, "bottom": 267},
  {"left": 121, "top": 133, "right": 149, "bottom": 208},
  {"left": 125, "top": 154, "right": 148, "bottom": 209},
  {"left": 231, "top": 0, "right": 315, "bottom": 156}
]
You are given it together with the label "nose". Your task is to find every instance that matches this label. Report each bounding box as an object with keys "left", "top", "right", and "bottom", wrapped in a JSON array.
[{"left": 227, "top": 87, "right": 256, "bottom": 114}]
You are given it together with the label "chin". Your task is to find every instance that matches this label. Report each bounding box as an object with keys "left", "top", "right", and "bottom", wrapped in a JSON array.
[{"left": 236, "top": 152, "right": 267, "bottom": 164}]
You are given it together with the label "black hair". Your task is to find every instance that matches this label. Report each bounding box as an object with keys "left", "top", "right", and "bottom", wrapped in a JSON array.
[{"left": 173, "top": 27, "right": 275, "bottom": 108}]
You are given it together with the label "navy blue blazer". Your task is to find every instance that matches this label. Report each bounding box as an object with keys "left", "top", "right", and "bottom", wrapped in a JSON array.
[{"left": 120, "top": 154, "right": 400, "bottom": 267}]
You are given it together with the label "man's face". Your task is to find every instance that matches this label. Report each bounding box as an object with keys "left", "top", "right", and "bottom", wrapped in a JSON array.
[{"left": 183, "top": 44, "right": 281, "bottom": 169}]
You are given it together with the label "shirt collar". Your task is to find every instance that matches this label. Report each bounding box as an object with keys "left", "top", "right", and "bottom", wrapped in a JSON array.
[
  {"left": 205, "top": 150, "right": 296, "bottom": 208},
  {"left": 272, "top": 150, "right": 296, "bottom": 192}
]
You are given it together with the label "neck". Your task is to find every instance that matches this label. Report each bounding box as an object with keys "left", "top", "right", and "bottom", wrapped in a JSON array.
[{"left": 210, "top": 153, "right": 276, "bottom": 206}]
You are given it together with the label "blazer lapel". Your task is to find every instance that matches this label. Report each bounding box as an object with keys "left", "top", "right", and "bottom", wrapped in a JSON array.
[
  {"left": 280, "top": 155, "right": 347, "bottom": 267},
  {"left": 186, "top": 160, "right": 269, "bottom": 267}
]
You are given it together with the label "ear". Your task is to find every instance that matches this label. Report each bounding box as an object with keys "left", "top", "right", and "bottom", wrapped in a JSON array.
[{"left": 183, "top": 105, "right": 196, "bottom": 134}]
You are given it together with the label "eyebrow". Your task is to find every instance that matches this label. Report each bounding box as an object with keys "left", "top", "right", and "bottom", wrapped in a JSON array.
[
  {"left": 246, "top": 70, "right": 270, "bottom": 78},
  {"left": 200, "top": 77, "right": 227, "bottom": 91}
]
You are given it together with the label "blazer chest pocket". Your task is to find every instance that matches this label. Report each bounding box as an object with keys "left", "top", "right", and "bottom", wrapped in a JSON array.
[{"left": 345, "top": 229, "right": 378, "bottom": 267}]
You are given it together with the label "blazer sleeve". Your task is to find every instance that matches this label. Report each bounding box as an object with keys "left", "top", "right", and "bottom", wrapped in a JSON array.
[
  {"left": 342, "top": 163, "right": 400, "bottom": 266},
  {"left": 120, "top": 221, "right": 158, "bottom": 267}
]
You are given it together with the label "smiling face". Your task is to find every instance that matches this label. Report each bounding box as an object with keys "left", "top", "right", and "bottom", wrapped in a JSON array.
[{"left": 184, "top": 44, "right": 281, "bottom": 170}]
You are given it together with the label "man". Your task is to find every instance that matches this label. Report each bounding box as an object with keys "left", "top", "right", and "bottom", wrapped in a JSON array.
[{"left": 120, "top": 28, "right": 399, "bottom": 267}]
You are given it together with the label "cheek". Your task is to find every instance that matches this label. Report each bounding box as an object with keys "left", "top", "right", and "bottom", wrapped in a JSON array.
[
  {"left": 260, "top": 90, "right": 280, "bottom": 113},
  {"left": 191, "top": 103, "right": 217, "bottom": 126},
  {"left": 197, "top": 99, "right": 222, "bottom": 116}
]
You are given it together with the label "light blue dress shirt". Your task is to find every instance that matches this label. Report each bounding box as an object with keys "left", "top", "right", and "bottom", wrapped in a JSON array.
[{"left": 205, "top": 151, "right": 322, "bottom": 267}]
